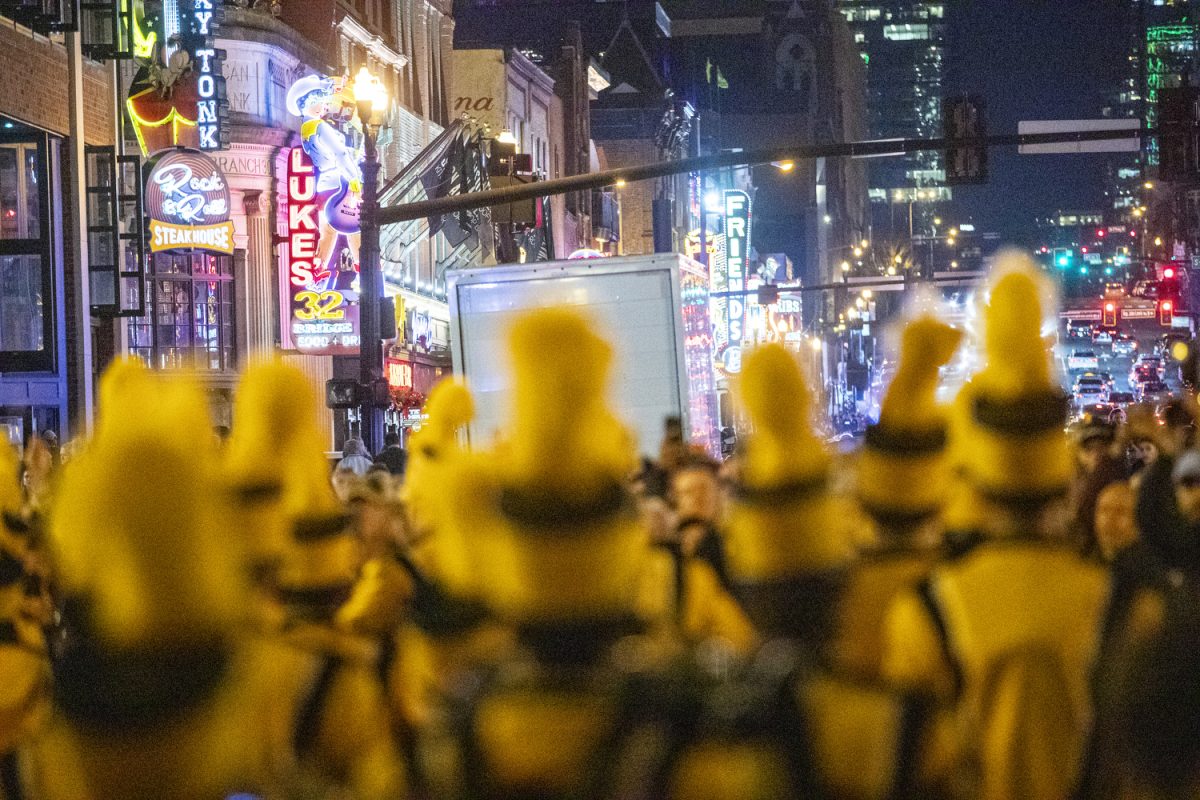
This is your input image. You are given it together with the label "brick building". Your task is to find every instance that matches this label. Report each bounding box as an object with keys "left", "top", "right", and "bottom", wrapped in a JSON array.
[{"left": 0, "top": 8, "right": 115, "bottom": 446}]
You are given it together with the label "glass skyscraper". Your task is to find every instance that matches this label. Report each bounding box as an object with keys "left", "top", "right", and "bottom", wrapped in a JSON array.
[{"left": 837, "top": 0, "right": 946, "bottom": 235}]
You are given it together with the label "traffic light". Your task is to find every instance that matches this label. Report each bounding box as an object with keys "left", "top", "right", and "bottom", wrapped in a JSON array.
[
  {"left": 1160, "top": 266, "right": 1181, "bottom": 308},
  {"left": 1160, "top": 299, "right": 1175, "bottom": 326},
  {"left": 1054, "top": 248, "right": 1072, "bottom": 268},
  {"left": 1159, "top": 87, "right": 1200, "bottom": 183},
  {"left": 944, "top": 95, "right": 988, "bottom": 185},
  {"left": 1103, "top": 301, "right": 1117, "bottom": 327}
]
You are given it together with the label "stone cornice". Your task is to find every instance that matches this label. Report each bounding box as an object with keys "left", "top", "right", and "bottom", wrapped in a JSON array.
[{"left": 220, "top": 7, "right": 332, "bottom": 74}]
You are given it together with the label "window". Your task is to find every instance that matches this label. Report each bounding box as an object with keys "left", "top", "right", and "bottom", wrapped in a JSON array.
[
  {"left": 884, "top": 24, "right": 930, "bottom": 41},
  {"left": 0, "top": 132, "right": 53, "bottom": 372},
  {"left": 128, "top": 252, "right": 236, "bottom": 371}
]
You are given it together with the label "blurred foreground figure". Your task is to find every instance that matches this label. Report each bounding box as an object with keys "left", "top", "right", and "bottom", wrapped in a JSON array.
[
  {"left": 662, "top": 344, "right": 942, "bottom": 800},
  {"left": 425, "top": 308, "right": 693, "bottom": 799},
  {"left": 34, "top": 369, "right": 271, "bottom": 799},
  {"left": 834, "top": 316, "right": 961, "bottom": 680},
  {"left": 0, "top": 440, "right": 50, "bottom": 797},
  {"left": 883, "top": 254, "right": 1110, "bottom": 800},
  {"left": 226, "top": 360, "right": 407, "bottom": 798}
]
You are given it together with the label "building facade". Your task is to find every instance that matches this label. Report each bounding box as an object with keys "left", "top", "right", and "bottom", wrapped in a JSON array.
[
  {"left": 0, "top": 5, "right": 115, "bottom": 446},
  {"left": 837, "top": 0, "right": 946, "bottom": 238}
]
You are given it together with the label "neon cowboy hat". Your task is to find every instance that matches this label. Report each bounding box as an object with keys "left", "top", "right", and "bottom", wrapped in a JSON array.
[{"left": 286, "top": 74, "right": 336, "bottom": 118}]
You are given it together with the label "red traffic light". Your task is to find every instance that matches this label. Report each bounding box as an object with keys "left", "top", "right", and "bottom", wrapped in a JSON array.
[
  {"left": 1104, "top": 302, "right": 1115, "bottom": 312},
  {"left": 1164, "top": 267, "right": 1176, "bottom": 279},
  {"left": 1163, "top": 300, "right": 1174, "bottom": 311},
  {"left": 1097, "top": 229, "right": 1106, "bottom": 238}
]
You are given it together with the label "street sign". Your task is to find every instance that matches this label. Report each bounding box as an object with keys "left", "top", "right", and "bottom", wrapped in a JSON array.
[{"left": 1018, "top": 119, "right": 1140, "bottom": 154}]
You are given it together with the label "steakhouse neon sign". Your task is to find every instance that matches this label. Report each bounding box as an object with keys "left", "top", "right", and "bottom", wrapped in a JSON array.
[{"left": 286, "top": 148, "right": 360, "bottom": 354}]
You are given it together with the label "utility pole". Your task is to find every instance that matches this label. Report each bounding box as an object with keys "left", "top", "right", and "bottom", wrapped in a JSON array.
[{"left": 66, "top": 30, "right": 94, "bottom": 437}]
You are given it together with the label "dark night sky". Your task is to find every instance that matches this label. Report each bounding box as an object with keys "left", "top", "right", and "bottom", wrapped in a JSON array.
[{"left": 945, "top": 0, "right": 1132, "bottom": 242}]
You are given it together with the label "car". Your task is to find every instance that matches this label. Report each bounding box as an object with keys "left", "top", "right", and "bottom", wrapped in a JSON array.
[
  {"left": 1108, "top": 391, "right": 1136, "bottom": 406},
  {"left": 1067, "top": 321, "right": 1094, "bottom": 340},
  {"left": 1136, "top": 355, "right": 1166, "bottom": 377},
  {"left": 1068, "top": 350, "right": 1100, "bottom": 371},
  {"left": 1112, "top": 335, "right": 1137, "bottom": 357},
  {"left": 1074, "top": 378, "right": 1109, "bottom": 405},
  {"left": 1093, "top": 329, "right": 1114, "bottom": 346},
  {"left": 1137, "top": 380, "right": 1172, "bottom": 405},
  {"left": 1074, "top": 371, "right": 1114, "bottom": 392},
  {"left": 1130, "top": 364, "right": 1157, "bottom": 385}
]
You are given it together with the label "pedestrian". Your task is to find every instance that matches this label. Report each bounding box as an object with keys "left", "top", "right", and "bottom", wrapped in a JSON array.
[
  {"left": 373, "top": 429, "right": 408, "bottom": 476},
  {"left": 336, "top": 436, "right": 374, "bottom": 476},
  {"left": 1093, "top": 481, "right": 1138, "bottom": 564}
]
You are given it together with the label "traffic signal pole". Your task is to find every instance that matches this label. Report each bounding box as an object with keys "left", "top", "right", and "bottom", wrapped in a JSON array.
[{"left": 378, "top": 126, "right": 1153, "bottom": 227}]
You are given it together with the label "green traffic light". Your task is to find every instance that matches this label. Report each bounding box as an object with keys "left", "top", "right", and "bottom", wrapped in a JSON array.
[{"left": 1080, "top": 266, "right": 1089, "bottom": 275}]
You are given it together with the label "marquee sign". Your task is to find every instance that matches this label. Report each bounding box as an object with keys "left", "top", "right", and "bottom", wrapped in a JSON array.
[
  {"left": 125, "top": 0, "right": 226, "bottom": 156},
  {"left": 721, "top": 190, "right": 751, "bottom": 374},
  {"left": 145, "top": 149, "right": 234, "bottom": 255},
  {"left": 187, "top": 0, "right": 225, "bottom": 151},
  {"left": 285, "top": 147, "right": 360, "bottom": 355}
]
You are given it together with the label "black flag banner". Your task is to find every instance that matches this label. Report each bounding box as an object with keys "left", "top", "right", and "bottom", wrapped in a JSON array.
[{"left": 379, "top": 119, "right": 495, "bottom": 279}]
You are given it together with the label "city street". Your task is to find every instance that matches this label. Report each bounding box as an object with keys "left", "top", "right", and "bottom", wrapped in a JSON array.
[{"left": 2, "top": 1, "right": 1200, "bottom": 799}]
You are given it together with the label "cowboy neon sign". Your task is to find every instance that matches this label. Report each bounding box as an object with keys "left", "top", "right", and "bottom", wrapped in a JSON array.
[{"left": 286, "top": 147, "right": 360, "bottom": 354}]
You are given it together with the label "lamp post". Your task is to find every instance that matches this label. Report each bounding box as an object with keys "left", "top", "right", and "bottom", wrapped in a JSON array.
[{"left": 354, "top": 66, "right": 388, "bottom": 455}]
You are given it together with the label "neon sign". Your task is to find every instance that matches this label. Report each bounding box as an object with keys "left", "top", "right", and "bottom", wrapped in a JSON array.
[
  {"left": 144, "top": 149, "right": 234, "bottom": 255},
  {"left": 286, "top": 147, "right": 360, "bottom": 355},
  {"left": 125, "top": 0, "right": 225, "bottom": 156},
  {"left": 387, "top": 360, "right": 413, "bottom": 391},
  {"left": 722, "top": 190, "right": 750, "bottom": 374},
  {"left": 188, "top": 0, "right": 224, "bottom": 151}
]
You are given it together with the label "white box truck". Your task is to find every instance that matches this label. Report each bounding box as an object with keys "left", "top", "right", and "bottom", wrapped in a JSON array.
[{"left": 446, "top": 253, "right": 720, "bottom": 458}]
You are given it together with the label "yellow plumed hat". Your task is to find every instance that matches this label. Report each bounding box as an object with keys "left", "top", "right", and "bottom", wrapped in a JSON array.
[
  {"left": 0, "top": 440, "right": 22, "bottom": 530},
  {"left": 725, "top": 344, "right": 847, "bottom": 583},
  {"left": 402, "top": 379, "right": 492, "bottom": 600},
  {"left": 223, "top": 361, "right": 357, "bottom": 600},
  {"left": 857, "top": 317, "right": 962, "bottom": 524},
  {"left": 224, "top": 360, "right": 338, "bottom": 581},
  {"left": 481, "top": 308, "right": 647, "bottom": 624},
  {"left": 49, "top": 373, "right": 243, "bottom": 649},
  {"left": 956, "top": 251, "right": 1072, "bottom": 506},
  {"left": 93, "top": 356, "right": 152, "bottom": 447}
]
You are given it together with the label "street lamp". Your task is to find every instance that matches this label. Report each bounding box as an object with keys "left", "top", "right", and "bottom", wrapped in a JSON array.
[{"left": 353, "top": 65, "right": 389, "bottom": 455}]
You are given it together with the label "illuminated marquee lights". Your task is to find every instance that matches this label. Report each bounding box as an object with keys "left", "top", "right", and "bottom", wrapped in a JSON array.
[{"left": 286, "top": 147, "right": 360, "bottom": 354}]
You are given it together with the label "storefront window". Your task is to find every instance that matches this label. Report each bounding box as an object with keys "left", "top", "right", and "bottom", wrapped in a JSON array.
[
  {"left": 0, "top": 255, "right": 44, "bottom": 352},
  {"left": 0, "top": 132, "right": 52, "bottom": 372},
  {"left": 0, "top": 143, "right": 40, "bottom": 239},
  {"left": 128, "top": 252, "right": 237, "bottom": 371}
]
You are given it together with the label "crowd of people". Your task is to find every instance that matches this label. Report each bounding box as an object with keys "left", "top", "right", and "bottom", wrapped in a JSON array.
[{"left": 0, "top": 250, "right": 1197, "bottom": 799}]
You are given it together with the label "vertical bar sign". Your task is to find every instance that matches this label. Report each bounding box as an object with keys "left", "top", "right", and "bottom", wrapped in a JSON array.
[
  {"left": 189, "top": 0, "right": 225, "bottom": 151},
  {"left": 723, "top": 190, "right": 750, "bottom": 372}
]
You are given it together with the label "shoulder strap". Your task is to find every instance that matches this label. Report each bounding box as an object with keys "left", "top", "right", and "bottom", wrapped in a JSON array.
[
  {"left": 291, "top": 654, "right": 342, "bottom": 758},
  {"left": 889, "top": 691, "right": 934, "bottom": 800},
  {"left": 0, "top": 751, "right": 23, "bottom": 800},
  {"left": 916, "top": 577, "right": 965, "bottom": 699}
]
